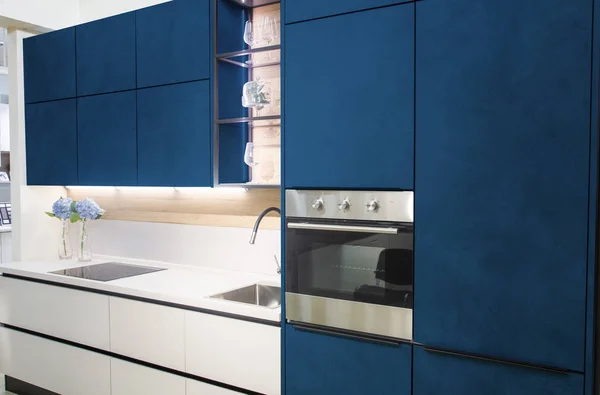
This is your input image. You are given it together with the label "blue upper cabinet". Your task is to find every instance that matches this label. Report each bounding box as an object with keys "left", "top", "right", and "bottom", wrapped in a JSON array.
[
  {"left": 23, "top": 28, "right": 76, "bottom": 104},
  {"left": 136, "top": 0, "right": 210, "bottom": 88},
  {"left": 285, "top": 0, "right": 411, "bottom": 24},
  {"left": 285, "top": 324, "right": 412, "bottom": 395},
  {"left": 137, "top": 81, "right": 212, "bottom": 187},
  {"left": 413, "top": 347, "right": 583, "bottom": 395},
  {"left": 78, "top": 91, "right": 137, "bottom": 186},
  {"left": 76, "top": 12, "right": 136, "bottom": 96},
  {"left": 26, "top": 100, "right": 78, "bottom": 185},
  {"left": 284, "top": 4, "right": 414, "bottom": 190},
  {"left": 414, "top": 0, "right": 592, "bottom": 372}
]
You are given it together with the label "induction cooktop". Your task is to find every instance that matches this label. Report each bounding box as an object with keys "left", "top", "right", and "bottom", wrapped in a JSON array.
[{"left": 50, "top": 262, "right": 166, "bottom": 282}]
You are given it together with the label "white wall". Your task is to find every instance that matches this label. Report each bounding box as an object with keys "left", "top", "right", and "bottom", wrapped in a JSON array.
[
  {"left": 0, "top": 0, "right": 79, "bottom": 31},
  {"left": 78, "top": 0, "right": 171, "bottom": 24}
]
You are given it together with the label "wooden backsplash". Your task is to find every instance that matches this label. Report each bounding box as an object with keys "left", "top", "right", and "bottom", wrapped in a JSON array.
[{"left": 67, "top": 188, "right": 281, "bottom": 229}]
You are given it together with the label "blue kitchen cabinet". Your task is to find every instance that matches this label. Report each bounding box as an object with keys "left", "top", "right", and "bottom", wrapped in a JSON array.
[
  {"left": 137, "top": 81, "right": 212, "bottom": 187},
  {"left": 136, "top": 0, "right": 210, "bottom": 88},
  {"left": 76, "top": 12, "right": 136, "bottom": 96},
  {"left": 26, "top": 100, "right": 78, "bottom": 185},
  {"left": 285, "top": 324, "right": 412, "bottom": 395},
  {"left": 413, "top": 346, "right": 583, "bottom": 395},
  {"left": 77, "top": 91, "right": 137, "bottom": 186},
  {"left": 23, "top": 28, "right": 76, "bottom": 103},
  {"left": 414, "top": 0, "right": 591, "bottom": 372},
  {"left": 284, "top": 4, "right": 414, "bottom": 190},
  {"left": 285, "top": 0, "right": 411, "bottom": 24}
]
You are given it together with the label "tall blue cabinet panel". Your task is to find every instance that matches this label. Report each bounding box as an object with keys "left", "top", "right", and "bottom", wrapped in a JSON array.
[
  {"left": 414, "top": 0, "right": 592, "bottom": 372},
  {"left": 284, "top": 4, "right": 414, "bottom": 190},
  {"left": 137, "top": 81, "right": 211, "bottom": 186},
  {"left": 285, "top": 0, "right": 411, "bottom": 24},
  {"left": 77, "top": 91, "right": 137, "bottom": 186},
  {"left": 285, "top": 324, "right": 412, "bottom": 395},
  {"left": 23, "top": 28, "right": 76, "bottom": 103},
  {"left": 25, "top": 100, "right": 78, "bottom": 185},
  {"left": 413, "top": 347, "right": 583, "bottom": 395},
  {"left": 136, "top": 0, "right": 210, "bottom": 88},
  {"left": 76, "top": 12, "right": 136, "bottom": 96}
]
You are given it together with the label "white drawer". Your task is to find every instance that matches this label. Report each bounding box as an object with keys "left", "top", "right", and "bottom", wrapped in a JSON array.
[
  {"left": 111, "top": 358, "right": 185, "bottom": 395},
  {"left": 187, "top": 379, "right": 241, "bottom": 395},
  {"left": 110, "top": 296, "right": 185, "bottom": 370},
  {"left": 0, "top": 277, "right": 110, "bottom": 349},
  {"left": 185, "top": 312, "right": 281, "bottom": 395},
  {"left": 0, "top": 326, "right": 111, "bottom": 395}
]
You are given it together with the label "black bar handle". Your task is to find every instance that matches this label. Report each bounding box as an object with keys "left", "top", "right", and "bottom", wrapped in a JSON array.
[
  {"left": 290, "top": 322, "right": 403, "bottom": 347},
  {"left": 422, "top": 346, "right": 573, "bottom": 375}
]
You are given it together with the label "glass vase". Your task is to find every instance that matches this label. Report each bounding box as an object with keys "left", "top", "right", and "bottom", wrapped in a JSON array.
[
  {"left": 58, "top": 219, "right": 73, "bottom": 260},
  {"left": 78, "top": 219, "right": 92, "bottom": 262}
]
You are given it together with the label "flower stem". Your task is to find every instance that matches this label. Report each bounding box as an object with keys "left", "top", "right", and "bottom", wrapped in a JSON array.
[
  {"left": 80, "top": 220, "right": 86, "bottom": 259},
  {"left": 62, "top": 220, "right": 67, "bottom": 257}
]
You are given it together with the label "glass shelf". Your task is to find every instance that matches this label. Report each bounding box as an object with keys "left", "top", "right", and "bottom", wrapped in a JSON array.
[
  {"left": 224, "top": 0, "right": 280, "bottom": 9},
  {"left": 217, "top": 115, "right": 280, "bottom": 124},
  {"left": 218, "top": 183, "right": 281, "bottom": 189}
]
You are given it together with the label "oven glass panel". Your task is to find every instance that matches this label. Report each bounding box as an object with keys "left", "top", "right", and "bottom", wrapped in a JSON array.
[{"left": 286, "top": 219, "right": 414, "bottom": 308}]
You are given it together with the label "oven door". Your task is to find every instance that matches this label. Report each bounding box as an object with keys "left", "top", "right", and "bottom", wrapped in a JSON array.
[{"left": 285, "top": 218, "right": 413, "bottom": 340}]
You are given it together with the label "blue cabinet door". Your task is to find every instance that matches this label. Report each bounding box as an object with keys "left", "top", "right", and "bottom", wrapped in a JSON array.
[
  {"left": 414, "top": 0, "right": 592, "bottom": 372},
  {"left": 77, "top": 91, "right": 137, "bottom": 186},
  {"left": 76, "top": 12, "right": 136, "bottom": 96},
  {"left": 285, "top": 0, "right": 411, "bottom": 24},
  {"left": 23, "top": 28, "right": 76, "bottom": 103},
  {"left": 136, "top": 0, "right": 210, "bottom": 88},
  {"left": 284, "top": 4, "right": 414, "bottom": 190},
  {"left": 26, "top": 100, "right": 78, "bottom": 185},
  {"left": 137, "top": 81, "right": 211, "bottom": 187},
  {"left": 285, "top": 324, "right": 412, "bottom": 395},
  {"left": 413, "top": 347, "right": 583, "bottom": 395}
]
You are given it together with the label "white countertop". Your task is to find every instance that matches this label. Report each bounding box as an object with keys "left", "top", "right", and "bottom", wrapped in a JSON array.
[{"left": 0, "top": 257, "right": 281, "bottom": 323}]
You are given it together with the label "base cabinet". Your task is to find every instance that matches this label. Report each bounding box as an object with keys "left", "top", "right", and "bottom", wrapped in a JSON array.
[
  {"left": 111, "top": 358, "right": 185, "bottom": 395},
  {"left": 186, "top": 379, "right": 241, "bottom": 395},
  {"left": 413, "top": 346, "right": 584, "bottom": 395}
]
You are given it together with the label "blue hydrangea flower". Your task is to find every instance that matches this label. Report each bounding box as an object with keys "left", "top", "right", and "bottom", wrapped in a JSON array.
[
  {"left": 75, "top": 198, "right": 104, "bottom": 220},
  {"left": 51, "top": 197, "right": 74, "bottom": 220}
]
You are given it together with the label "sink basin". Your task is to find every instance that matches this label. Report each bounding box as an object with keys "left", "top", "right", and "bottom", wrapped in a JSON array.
[{"left": 210, "top": 284, "right": 281, "bottom": 309}]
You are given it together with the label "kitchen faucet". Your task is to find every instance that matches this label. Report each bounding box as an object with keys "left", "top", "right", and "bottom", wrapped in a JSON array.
[{"left": 249, "top": 206, "right": 281, "bottom": 244}]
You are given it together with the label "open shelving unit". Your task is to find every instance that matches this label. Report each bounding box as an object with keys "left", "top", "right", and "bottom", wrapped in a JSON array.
[{"left": 213, "top": 0, "right": 281, "bottom": 188}]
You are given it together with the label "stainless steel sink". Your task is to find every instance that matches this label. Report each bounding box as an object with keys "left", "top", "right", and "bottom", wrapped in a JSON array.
[{"left": 210, "top": 284, "right": 281, "bottom": 309}]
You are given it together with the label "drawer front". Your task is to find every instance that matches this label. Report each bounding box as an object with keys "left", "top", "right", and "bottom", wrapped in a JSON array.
[
  {"left": 285, "top": 0, "right": 411, "bottom": 24},
  {"left": 109, "top": 297, "right": 185, "bottom": 370},
  {"left": 0, "top": 277, "right": 110, "bottom": 349},
  {"left": 0, "top": 326, "right": 111, "bottom": 395},
  {"left": 111, "top": 358, "right": 185, "bottom": 395},
  {"left": 185, "top": 311, "right": 281, "bottom": 395},
  {"left": 187, "top": 379, "right": 242, "bottom": 395}
]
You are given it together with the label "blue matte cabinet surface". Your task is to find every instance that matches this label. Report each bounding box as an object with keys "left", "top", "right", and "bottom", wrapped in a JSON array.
[
  {"left": 284, "top": 4, "right": 414, "bottom": 190},
  {"left": 76, "top": 12, "right": 136, "bottom": 96},
  {"left": 136, "top": 0, "right": 210, "bottom": 88},
  {"left": 285, "top": 324, "right": 412, "bottom": 395},
  {"left": 413, "top": 347, "right": 583, "bottom": 395},
  {"left": 25, "top": 100, "right": 78, "bottom": 185},
  {"left": 137, "top": 81, "right": 212, "bottom": 187},
  {"left": 285, "top": 0, "right": 411, "bottom": 24},
  {"left": 414, "top": 0, "right": 592, "bottom": 372},
  {"left": 77, "top": 91, "right": 137, "bottom": 186},
  {"left": 23, "top": 28, "right": 76, "bottom": 104}
]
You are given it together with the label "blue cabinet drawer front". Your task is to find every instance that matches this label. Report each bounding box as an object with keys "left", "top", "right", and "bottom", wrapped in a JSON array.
[
  {"left": 285, "top": 0, "right": 412, "bottom": 24},
  {"left": 285, "top": 324, "right": 412, "bottom": 395},
  {"left": 77, "top": 92, "right": 137, "bottom": 186},
  {"left": 137, "top": 81, "right": 212, "bottom": 187},
  {"left": 26, "top": 100, "right": 78, "bottom": 185},
  {"left": 414, "top": 0, "right": 591, "bottom": 371},
  {"left": 413, "top": 347, "right": 583, "bottom": 395},
  {"left": 24, "top": 28, "right": 76, "bottom": 103},
  {"left": 284, "top": 4, "right": 414, "bottom": 190},
  {"left": 76, "top": 12, "right": 136, "bottom": 96},
  {"left": 136, "top": 0, "right": 210, "bottom": 88}
]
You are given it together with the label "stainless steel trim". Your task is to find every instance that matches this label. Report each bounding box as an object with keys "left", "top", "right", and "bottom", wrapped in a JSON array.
[
  {"left": 285, "top": 292, "right": 412, "bottom": 340},
  {"left": 285, "top": 190, "right": 414, "bottom": 222},
  {"left": 287, "top": 222, "right": 399, "bottom": 234}
]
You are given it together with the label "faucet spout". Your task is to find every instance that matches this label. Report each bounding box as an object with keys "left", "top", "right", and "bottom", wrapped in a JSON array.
[{"left": 249, "top": 206, "right": 281, "bottom": 244}]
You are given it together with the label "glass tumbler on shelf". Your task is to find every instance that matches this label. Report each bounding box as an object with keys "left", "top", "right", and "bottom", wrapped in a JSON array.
[
  {"left": 244, "top": 142, "right": 260, "bottom": 167},
  {"left": 241, "top": 79, "right": 272, "bottom": 115}
]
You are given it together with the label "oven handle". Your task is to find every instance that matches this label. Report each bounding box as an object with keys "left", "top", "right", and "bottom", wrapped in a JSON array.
[{"left": 287, "top": 222, "right": 399, "bottom": 234}]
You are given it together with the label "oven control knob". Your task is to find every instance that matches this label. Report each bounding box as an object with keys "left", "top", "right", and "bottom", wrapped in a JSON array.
[
  {"left": 311, "top": 199, "right": 324, "bottom": 211},
  {"left": 338, "top": 198, "right": 351, "bottom": 212},
  {"left": 367, "top": 200, "right": 379, "bottom": 212}
]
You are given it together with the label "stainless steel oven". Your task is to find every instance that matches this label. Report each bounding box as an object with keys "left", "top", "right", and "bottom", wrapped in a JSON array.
[{"left": 285, "top": 189, "right": 414, "bottom": 340}]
